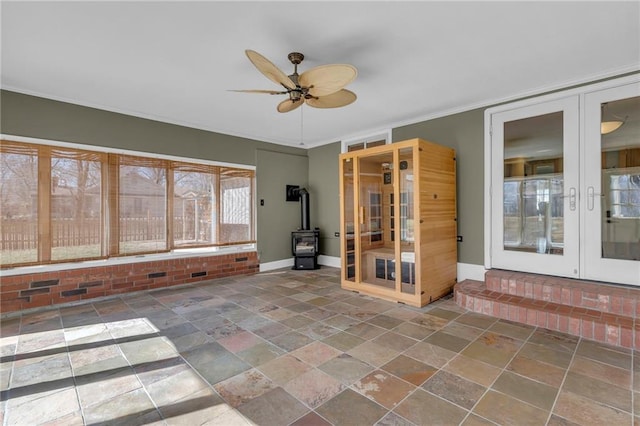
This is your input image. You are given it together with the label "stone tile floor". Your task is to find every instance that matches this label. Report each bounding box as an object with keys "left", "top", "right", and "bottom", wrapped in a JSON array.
[{"left": 0, "top": 267, "right": 637, "bottom": 425}]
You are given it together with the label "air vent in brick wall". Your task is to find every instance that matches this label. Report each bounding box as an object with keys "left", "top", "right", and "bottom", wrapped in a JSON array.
[
  {"left": 148, "top": 272, "right": 167, "bottom": 279},
  {"left": 61, "top": 288, "right": 87, "bottom": 297},
  {"left": 19, "top": 279, "right": 61, "bottom": 298},
  {"left": 30, "top": 279, "right": 60, "bottom": 288},
  {"left": 79, "top": 281, "right": 103, "bottom": 289}
]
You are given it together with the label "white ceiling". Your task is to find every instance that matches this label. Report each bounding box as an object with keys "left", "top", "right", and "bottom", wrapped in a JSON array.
[{"left": 2, "top": 1, "right": 639, "bottom": 148}]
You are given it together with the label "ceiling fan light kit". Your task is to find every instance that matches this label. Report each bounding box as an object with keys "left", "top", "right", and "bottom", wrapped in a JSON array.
[
  {"left": 601, "top": 120, "right": 624, "bottom": 135},
  {"left": 234, "top": 49, "right": 358, "bottom": 113},
  {"left": 600, "top": 102, "right": 627, "bottom": 135}
]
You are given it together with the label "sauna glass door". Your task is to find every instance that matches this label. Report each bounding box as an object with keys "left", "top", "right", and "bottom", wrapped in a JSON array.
[
  {"left": 341, "top": 157, "right": 355, "bottom": 282},
  {"left": 398, "top": 146, "right": 416, "bottom": 295},
  {"left": 358, "top": 151, "right": 394, "bottom": 288}
]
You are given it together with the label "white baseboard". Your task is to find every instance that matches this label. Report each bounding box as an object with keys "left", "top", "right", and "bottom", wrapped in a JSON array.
[
  {"left": 259, "top": 256, "right": 340, "bottom": 272},
  {"left": 259, "top": 258, "right": 294, "bottom": 272},
  {"left": 457, "top": 263, "right": 486, "bottom": 282},
  {"left": 260, "top": 257, "right": 485, "bottom": 282},
  {"left": 318, "top": 255, "right": 341, "bottom": 268}
]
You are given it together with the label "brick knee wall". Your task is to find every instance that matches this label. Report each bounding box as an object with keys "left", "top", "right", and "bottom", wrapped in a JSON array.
[{"left": 0, "top": 252, "right": 259, "bottom": 314}]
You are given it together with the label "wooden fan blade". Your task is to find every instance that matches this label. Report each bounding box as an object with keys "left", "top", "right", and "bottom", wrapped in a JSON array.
[
  {"left": 299, "top": 64, "right": 357, "bottom": 97},
  {"left": 229, "top": 89, "right": 288, "bottom": 95},
  {"left": 277, "top": 98, "right": 303, "bottom": 113},
  {"left": 246, "top": 50, "right": 296, "bottom": 90},
  {"left": 306, "top": 89, "right": 357, "bottom": 109}
]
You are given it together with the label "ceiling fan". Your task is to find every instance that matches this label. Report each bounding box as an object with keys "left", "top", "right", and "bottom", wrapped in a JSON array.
[{"left": 233, "top": 50, "right": 357, "bottom": 113}]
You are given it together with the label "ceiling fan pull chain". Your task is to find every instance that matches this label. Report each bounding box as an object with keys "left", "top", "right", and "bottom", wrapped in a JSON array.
[{"left": 300, "top": 105, "right": 304, "bottom": 147}]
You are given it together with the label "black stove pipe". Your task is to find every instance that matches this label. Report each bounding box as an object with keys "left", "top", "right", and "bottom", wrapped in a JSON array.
[{"left": 298, "top": 188, "right": 310, "bottom": 230}]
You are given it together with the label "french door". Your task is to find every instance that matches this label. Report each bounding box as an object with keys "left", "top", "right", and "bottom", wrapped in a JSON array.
[
  {"left": 582, "top": 83, "right": 640, "bottom": 284},
  {"left": 490, "top": 97, "right": 580, "bottom": 278},
  {"left": 487, "top": 76, "right": 639, "bottom": 285}
]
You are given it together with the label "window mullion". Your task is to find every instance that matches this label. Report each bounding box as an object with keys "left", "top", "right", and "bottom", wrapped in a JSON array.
[
  {"left": 215, "top": 170, "right": 221, "bottom": 244},
  {"left": 107, "top": 154, "right": 120, "bottom": 256},
  {"left": 167, "top": 168, "right": 175, "bottom": 249},
  {"left": 38, "top": 147, "right": 52, "bottom": 262},
  {"left": 250, "top": 176, "right": 256, "bottom": 241},
  {"left": 101, "top": 155, "right": 109, "bottom": 257}
]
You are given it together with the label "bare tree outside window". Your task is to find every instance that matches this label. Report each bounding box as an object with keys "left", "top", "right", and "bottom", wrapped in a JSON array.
[{"left": 0, "top": 150, "right": 38, "bottom": 264}]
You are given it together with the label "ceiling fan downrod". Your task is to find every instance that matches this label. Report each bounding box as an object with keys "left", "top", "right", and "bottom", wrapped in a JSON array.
[
  {"left": 286, "top": 52, "right": 304, "bottom": 87},
  {"left": 286, "top": 52, "right": 316, "bottom": 102}
]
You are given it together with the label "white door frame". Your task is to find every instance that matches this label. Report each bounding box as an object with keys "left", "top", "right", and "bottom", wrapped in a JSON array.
[
  {"left": 484, "top": 74, "right": 640, "bottom": 284},
  {"left": 488, "top": 96, "right": 580, "bottom": 278},
  {"left": 582, "top": 81, "right": 640, "bottom": 285}
]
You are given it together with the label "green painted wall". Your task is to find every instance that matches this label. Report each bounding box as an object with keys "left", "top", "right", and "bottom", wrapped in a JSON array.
[
  {"left": 0, "top": 90, "right": 488, "bottom": 267},
  {"left": 0, "top": 90, "right": 308, "bottom": 264},
  {"left": 7, "top": 74, "right": 633, "bottom": 269},
  {"left": 304, "top": 109, "right": 485, "bottom": 266},
  {"left": 0, "top": 90, "right": 305, "bottom": 164},
  {"left": 256, "top": 149, "right": 308, "bottom": 262},
  {"left": 393, "top": 109, "right": 485, "bottom": 266},
  {"left": 304, "top": 74, "right": 639, "bottom": 266},
  {"left": 308, "top": 142, "right": 341, "bottom": 257}
]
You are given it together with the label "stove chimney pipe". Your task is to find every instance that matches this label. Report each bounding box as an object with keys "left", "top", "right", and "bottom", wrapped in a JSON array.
[{"left": 298, "top": 188, "right": 310, "bottom": 230}]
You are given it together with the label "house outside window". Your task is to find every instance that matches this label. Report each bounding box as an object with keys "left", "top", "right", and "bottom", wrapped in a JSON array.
[{"left": 608, "top": 169, "right": 640, "bottom": 218}]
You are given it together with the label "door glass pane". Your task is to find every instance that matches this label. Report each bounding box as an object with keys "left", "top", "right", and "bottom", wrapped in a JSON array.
[
  {"left": 600, "top": 96, "right": 640, "bottom": 260},
  {"left": 342, "top": 158, "right": 355, "bottom": 282},
  {"left": 359, "top": 152, "right": 393, "bottom": 288},
  {"left": 504, "top": 112, "right": 564, "bottom": 255},
  {"left": 398, "top": 148, "right": 416, "bottom": 295}
]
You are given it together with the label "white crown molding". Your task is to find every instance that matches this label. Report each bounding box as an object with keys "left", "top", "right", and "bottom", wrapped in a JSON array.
[
  {"left": 4, "top": 64, "right": 639, "bottom": 150},
  {"left": 0, "top": 84, "right": 303, "bottom": 148},
  {"left": 309, "top": 65, "right": 640, "bottom": 148}
]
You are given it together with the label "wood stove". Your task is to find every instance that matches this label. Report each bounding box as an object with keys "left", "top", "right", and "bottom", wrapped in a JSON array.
[
  {"left": 292, "top": 229, "right": 319, "bottom": 270},
  {"left": 291, "top": 187, "right": 319, "bottom": 270}
]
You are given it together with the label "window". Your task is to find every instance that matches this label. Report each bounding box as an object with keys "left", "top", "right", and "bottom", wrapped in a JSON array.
[
  {"left": 50, "top": 148, "right": 104, "bottom": 261},
  {"left": 118, "top": 155, "right": 168, "bottom": 255},
  {"left": 0, "top": 140, "right": 256, "bottom": 268},
  {"left": 608, "top": 168, "right": 640, "bottom": 218},
  {"left": 220, "top": 169, "right": 253, "bottom": 243},
  {"left": 503, "top": 175, "right": 564, "bottom": 251},
  {"left": 0, "top": 143, "right": 39, "bottom": 265},
  {"left": 341, "top": 130, "right": 391, "bottom": 153},
  {"left": 173, "top": 163, "right": 218, "bottom": 247}
]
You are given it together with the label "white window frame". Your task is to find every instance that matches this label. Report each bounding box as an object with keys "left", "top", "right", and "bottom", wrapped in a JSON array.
[
  {"left": 341, "top": 129, "right": 392, "bottom": 153},
  {"left": 0, "top": 134, "right": 256, "bottom": 277}
]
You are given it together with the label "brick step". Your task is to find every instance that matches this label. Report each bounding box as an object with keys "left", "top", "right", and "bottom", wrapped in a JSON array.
[
  {"left": 455, "top": 279, "right": 637, "bottom": 349},
  {"left": 485, "top": 269, "right": 640, "bottom": 317}
]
